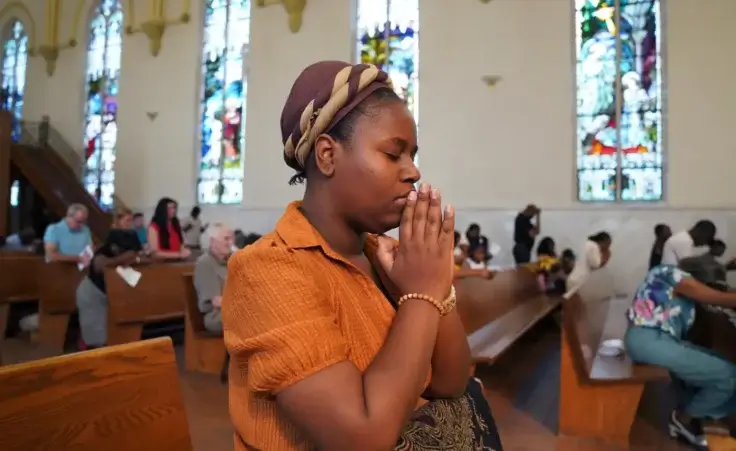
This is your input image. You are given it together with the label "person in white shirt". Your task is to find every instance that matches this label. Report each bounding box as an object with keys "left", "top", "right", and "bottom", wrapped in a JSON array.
[
  {"left": 661, "top": 220, "right": 716, "bottom": 266},
  {"left": 564, "top": 231, "right": 612, "bottom": 298},
  {"left": 181, "top": 206, "right": 208, "bottom": 249}
]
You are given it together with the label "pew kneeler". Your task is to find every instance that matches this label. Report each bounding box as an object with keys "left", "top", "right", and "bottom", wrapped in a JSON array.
[
  {"left": 558, "top": 295, "right": 669, "bottom": 448},
  {"left": 182, "top": 274, "right": 228, "bottom": 376}
]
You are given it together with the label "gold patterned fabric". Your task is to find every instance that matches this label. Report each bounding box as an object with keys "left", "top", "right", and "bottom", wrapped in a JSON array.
[{"left": 396, "top": 378, "right": 503, "bottom": 450}]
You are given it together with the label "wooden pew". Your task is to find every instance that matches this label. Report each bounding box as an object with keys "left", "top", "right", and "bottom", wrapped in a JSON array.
[
  {"left": 0, "top": 337, "right": 193, "bottom": 451},
  {"left": 105, "top": 262, "right": 193, "bottom": 345},
  {"left": 37, "top": 261, "right": 84, "bottom": 350},
  {"left": 182, "top": 273, "right": 227, "bottom": 375},
  {"left": 0, "top": 251, "right": 41, "bottom": 339},
  {"left": 559, "top": 293, "right": 669, "bottom": 448},
  {"left": 456, "top": 267, "right": 561, "bottom": 366}
]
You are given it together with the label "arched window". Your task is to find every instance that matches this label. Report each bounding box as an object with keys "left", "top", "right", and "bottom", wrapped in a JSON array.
[
  {"left": 1, "top": 20, "right": 28, "bottom": 140},
  {"left": 198, "top": 0, "right": 251, "bottom": 205},
  {"left": 575, "top": 0, "right": 664, "bottom": 202},
  {"left": 355, "top": 0, "right": 419, "bottom": 125},
  {"left": 83, "top": 0, "right": 123, "bottom": 208}
]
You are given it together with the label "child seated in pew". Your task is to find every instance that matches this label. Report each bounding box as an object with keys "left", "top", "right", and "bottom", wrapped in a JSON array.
[
  {"left": 454, "top": 243, "right": 494, "bottom": 280},
  {"left": 534, "top": 237, "right": 569, "bottom": 295},
  {"left": 76, "top": 207, "right": 150, "bottom": 349}
]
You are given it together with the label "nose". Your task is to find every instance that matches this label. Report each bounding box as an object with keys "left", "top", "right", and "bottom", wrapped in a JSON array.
[{"left": 402, "top": 159, "right": 421, "bottom": 185}]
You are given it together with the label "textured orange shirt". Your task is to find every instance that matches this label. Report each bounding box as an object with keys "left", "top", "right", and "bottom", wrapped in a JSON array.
[{"left": 223, "top": 201, "right": 428, "bottom": 451}]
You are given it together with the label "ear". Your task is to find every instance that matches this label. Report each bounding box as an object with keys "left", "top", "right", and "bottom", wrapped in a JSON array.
[{"left": 313, "top": 133, "right": 339, "bottom": 178}]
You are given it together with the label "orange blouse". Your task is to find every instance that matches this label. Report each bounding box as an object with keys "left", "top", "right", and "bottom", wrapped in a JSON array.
[{"left": 223, "top": 201, "right": 429, "bottom": 451}]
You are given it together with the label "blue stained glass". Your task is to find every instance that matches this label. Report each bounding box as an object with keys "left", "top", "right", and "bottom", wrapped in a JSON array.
[
  {"left": 198, "top": 0, "right": 251, "bottom": 205},
  {"left": 1, "top": 20, "right": 28, "bottom": 141},
  {"left": 575, "top": 0, "right": 663, "bottom": 202},
  {"left": 83, "top": 0, "right": 123, "bottom": 208},
  {"left": 356, "top": 0, "right": 419, "bottom": 124}
]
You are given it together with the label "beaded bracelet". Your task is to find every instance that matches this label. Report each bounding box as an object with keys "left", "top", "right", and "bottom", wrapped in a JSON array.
[{"left": 398, "top": 285, "right": 457, "bottom": 316}]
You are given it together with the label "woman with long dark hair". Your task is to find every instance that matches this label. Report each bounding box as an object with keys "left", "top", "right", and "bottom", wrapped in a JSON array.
[{"left": 147, "top": 197, "right": 190, "bottom": 260}]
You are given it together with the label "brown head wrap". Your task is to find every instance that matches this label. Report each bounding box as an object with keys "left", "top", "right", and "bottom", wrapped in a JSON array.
[{"left": 281, "top": 61, "right": 393, "bottom": 172}]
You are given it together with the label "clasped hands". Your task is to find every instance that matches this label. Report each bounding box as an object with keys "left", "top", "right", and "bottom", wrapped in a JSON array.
[{"left": 375, "top": 183, "right": 455, "bottom": 305}]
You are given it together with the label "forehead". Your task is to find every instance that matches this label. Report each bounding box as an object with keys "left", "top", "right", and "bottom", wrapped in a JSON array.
[{"left": 353, "top": 101, "right": 417, "bottom": 144}]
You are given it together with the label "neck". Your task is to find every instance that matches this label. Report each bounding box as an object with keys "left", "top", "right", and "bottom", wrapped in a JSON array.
[{"left": 301, "top": 185, "right": 365, "bottom": 257}]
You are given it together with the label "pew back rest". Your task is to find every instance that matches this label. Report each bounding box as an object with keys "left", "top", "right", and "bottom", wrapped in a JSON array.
[
  {"left": 105, "top": 262, "right": 194, "bottom": 324},
  {"left": 182, "top": 273, "right": 207, "bottom": 333},
  {"left": 0, "top": 337, "right": 193, "bottom": 451},
  {"left": 456, "top": 267, "right": 543, "bottom": 334},
  {"left": 0, "top": 252, "right": 41, "bottom": 300},
  {"left": 38, "top": 262, "right": 85, "bottom": 314},
  {"left": 562, "top": 294, "right": 669, "bottom": 384}
]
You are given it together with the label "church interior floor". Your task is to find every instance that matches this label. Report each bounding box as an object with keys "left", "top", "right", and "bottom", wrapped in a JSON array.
[{"left": 6, "top": 319, "right": 735, "bottom": 450}]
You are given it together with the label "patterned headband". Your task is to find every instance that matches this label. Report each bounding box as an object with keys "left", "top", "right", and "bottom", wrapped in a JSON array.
[{"left": 282, "top": 63, "right": 393, "bottom": 171}]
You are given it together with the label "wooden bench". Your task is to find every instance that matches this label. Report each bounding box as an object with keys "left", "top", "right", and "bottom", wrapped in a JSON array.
[
  {"left": 182, "top": 273, "right": 228, "bottom": 376},
  {"left": 559, "top": 293, "right": 669, "bottom": 448},
  {"left": 456, "top": 267, "right": 561, "bottom": 367},
  {"left": 37, "top": 261, "right": 84, "bottom": 350},
  {"left": 105, "top": 262, "right": 194, "bottom": 345},
  {"left": 0, "top": 251, "right": 41, "bottom": 339},
  {"left": 0, "top": 337, "right": 193, "bottom": 451}
]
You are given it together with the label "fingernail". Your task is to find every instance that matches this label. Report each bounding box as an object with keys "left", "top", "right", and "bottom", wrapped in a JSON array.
[
  {"left": 420, "top": 183, "right": 429, "bottom": 193},
  {"left": 445, "top": 204, "right": 454, "bottom": 215},
  {"left": 431, "top": 189, "right": 439, "bottom": 199},
  {"left": 408, "top": 191, "right": 417, "bottom": 201}
]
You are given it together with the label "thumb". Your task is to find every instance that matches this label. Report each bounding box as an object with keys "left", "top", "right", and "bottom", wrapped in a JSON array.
[{"left": 375, "top": 236, "right": 397, "bottom": 273}]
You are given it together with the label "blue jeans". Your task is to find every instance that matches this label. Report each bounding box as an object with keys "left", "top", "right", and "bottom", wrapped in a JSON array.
[{"left": 624, "top": 325, "right": 736, "bottom": 419}]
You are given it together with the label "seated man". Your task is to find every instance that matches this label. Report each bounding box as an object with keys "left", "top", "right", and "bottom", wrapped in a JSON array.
[
  {"left": 194, "top": 223, "right": 235, "bottom": 333},
  {"left": 43, "top": 203, "right": 92, "bottom": 266}
]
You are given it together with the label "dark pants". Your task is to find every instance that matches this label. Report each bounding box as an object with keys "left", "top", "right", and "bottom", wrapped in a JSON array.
[{"left": 512, "top": 243, "right": 532, "bottom": 265}]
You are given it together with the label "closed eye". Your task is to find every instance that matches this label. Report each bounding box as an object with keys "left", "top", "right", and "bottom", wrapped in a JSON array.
[{"left": 385, "top": 152, "right": 400, "bottom": 161}]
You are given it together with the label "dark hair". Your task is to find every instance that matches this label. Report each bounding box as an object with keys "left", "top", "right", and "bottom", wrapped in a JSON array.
[
  {"left": 190, "top": 206, "right": 201, "bottom": 218},
  {"left": 537, "top": 236, "right": 556, "bottom": 257},
  {"left": 468, "top": 242, "right": 487, "bottom": 258},
  {"left": 150, "top": 197, "right": 183, "bottom": 250},
  {"left": 289, "top": 87, "right": 403, "bottom": 185},
  {"left": 454, "top": 230, "right": 461, "bottom": 247},
  {"left": 693, "top": 220, "right": 716, "bottom": 237},
  {"left": 466, "top": 223, "right": 480, "bottom": 235},
  {"left": 133, "top": 212, "right": 144, "bottom": 219},
  {"left": 711, "top": 239, "right": 726, "bottom": 250},
  {"left": 588, "top": 231, "right": 611, "bottom": 244},
  {"left": 561, "top": 249, "right": 576, "bottom": 260},
  {"left": 654, "top": 223, "right": 669, "bottom": 237},
  {"left": 0, "top": 236, "right": 6, "bottom": 247},
  {"left": 243, "top": 233, "right": 262, "bottom": 247}
]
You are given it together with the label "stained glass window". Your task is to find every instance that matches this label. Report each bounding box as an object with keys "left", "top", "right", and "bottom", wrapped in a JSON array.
[
  {"left": 83, "top": 0, "right": 123, "bottom": 208},
  {"left": 356, "top": 0, "right": 419, "bottom": 129},
  {"left": 575, "top": 0, "right": 663, "bottom": 202},
  {"left": 198, "top": 0, "right": 251, "bottom": 205},
  {"left": 1, "top": 20, "right": 28, "bottom": 141}
]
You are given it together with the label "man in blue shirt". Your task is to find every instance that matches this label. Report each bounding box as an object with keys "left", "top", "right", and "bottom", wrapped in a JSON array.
[{"left": 43, "top": 203, "right": 93, "bottom": 267}]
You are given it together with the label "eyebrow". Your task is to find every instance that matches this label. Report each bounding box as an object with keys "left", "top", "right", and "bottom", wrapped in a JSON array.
[{"left": 391, "top": 137, "right": 419, "bottom": 156}]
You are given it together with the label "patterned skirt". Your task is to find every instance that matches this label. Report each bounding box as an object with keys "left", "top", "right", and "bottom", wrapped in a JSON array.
[{"left": 395, "top": 378, "right": 503, "bottom": 450}]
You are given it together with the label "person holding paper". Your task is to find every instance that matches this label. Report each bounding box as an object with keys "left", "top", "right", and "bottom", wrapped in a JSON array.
[
  {"left": 76, "top": 207, "right": 146, "bottom": 349},
  {"left": 43, "top": 203, "right": 93, "bottom": 266},
  {"left": 194, "top": 223, "right": 235, "bottom": 333}
]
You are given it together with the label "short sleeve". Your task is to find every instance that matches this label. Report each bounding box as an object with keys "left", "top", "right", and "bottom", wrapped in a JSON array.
[
  {"left": 222, "top": 245, "right": 349, "bottom": 394},
  {"left": 43, "top": 224, "right": 58, "bottom": 244},
  {"left": 667, "top": 266, "right": 691, "bottom": 285},
  {"left": 83, "top": 227, "right": 92, "bottom": 247}
]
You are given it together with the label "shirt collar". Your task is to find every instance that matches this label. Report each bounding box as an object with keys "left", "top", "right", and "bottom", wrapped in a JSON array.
[{"left": 275, "top": 201, "right": 380, "bottom": 264}]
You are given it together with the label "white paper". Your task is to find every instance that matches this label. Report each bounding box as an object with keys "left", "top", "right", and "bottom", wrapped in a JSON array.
[
  {"left": 78, "top": 245, "right": 94, "bottom": 271},
  {"left": 115, "top": 266, "right": 142, "bottom": 287}
]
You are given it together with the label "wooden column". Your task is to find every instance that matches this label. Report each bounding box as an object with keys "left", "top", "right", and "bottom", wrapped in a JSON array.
[{"left": 0, "top": 111, "right": 12, "bottom": 236}]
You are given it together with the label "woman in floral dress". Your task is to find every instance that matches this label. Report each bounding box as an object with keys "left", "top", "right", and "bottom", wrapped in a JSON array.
[{"left": 625, "top": 264, "right": 736, "bottom": 449}]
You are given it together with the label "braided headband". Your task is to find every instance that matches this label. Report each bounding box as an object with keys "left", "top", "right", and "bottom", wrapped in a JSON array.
[{"left": 283, "top": 64, "right": 393, "bottom": 171}]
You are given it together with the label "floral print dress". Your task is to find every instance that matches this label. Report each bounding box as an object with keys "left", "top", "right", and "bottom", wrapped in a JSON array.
[{"left": 627, "top": 265, "right": 696, "bottom": 339}]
